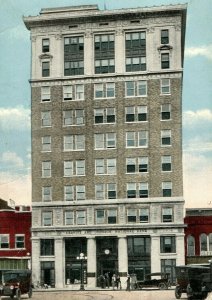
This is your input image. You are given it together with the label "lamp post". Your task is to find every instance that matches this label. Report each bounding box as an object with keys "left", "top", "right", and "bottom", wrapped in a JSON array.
[{"left": 77, "top": 253, "right": 87, "bottom": 290}]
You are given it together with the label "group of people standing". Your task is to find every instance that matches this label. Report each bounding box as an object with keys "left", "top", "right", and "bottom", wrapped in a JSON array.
[{"left": 98, "top": 273, "right": 131, "bottom": 291}]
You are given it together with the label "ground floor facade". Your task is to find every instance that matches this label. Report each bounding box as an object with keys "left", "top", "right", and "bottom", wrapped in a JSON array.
[{"left": 31, "top": 226, "right": 184, "bottom": 289}]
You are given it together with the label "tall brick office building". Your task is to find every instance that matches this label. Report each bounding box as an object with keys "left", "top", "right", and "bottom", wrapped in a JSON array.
[{"left": 24, "top": 3, "right": 187, "bottom": 288}]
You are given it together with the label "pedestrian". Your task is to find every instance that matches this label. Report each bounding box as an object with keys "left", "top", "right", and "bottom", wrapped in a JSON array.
[
  {"left": 112, "top": 274, "right": 116, "bottom": 290},
  {"left": 99, "top": 274, "right": 105, "bottom": 289},
  {"left": 116, "top": 274, "right": 121, "bottom": 289},
  {"left": 126, "top": 274, "right": 131, "bottom": 291},
  {"left": 105, "top": 273, "right": 110, "bottom": 288}
]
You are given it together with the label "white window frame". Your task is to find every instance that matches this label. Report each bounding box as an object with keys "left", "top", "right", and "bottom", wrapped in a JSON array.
[
  {"left": 161, "top": 78, "right": 170, "bottom": 94},
  {"left": 138, "top": 156, "right": 148, "bottom": 173},
  {"left": 106, "top": 133, "right": 116, "bottom": 148},
  {"left": 138, "top": 130, "right": 148, "bottom": 147},
  {"left": 42, "top": 211, "right": 52, "bottom": 226},
  {"left": 107, "top": 183, "right": 116, "bottom": 199},
  {"left": 65, "top": 211, "right": 74, "bottom": 225},
  {"left": 161, "top": 155, "right": 172, "bottom": 172},
  {"left": 94, "top": 83, "right": 104, "bottom": 98},
  {"left": 75, "top": 109, "right": 84, "bottom": 125},
  {"left": 64, "top": 185, "right": 74, "bottom": 201},
  {"left": 162, "top": 181, "right": 172, "bottom": 197},
  {"left": 95, "top": 184, "right": 104, "bottom": 200},
  {"left": 139, "top": 182, "right": 148, "bottom": 198},
  {"left": 127, "top": 208, "right": 137, "bottom": 223},
  {"left": 63, "top": 85, "right": 73, "bottom": 101},
  {"left": 41, "top": 111, "right": 51, "bottom": 127},
  {"left": 137, "top": 80, "right": 147, "bottom": 96},
  {"left": 64, "top": 161, "right": 73, "bottom": 177},
  {"left": 42, "top": 136, "right": 51, "bottom": 152},
  {"left": 42, "top": 186, "right": 52, "bottom": 202},
  {"left": 125, "top": 81, "right": 135, "bottom": 97},
  {"left": 139, "top": 208, "right": 149, "bottom": 223},
  {"left": 162, "top": 207, "right": 173, "bottom": 222},
  {"left": 106, "top": 82, "right": 115, "bottom": 98},
  {"left": 76, "top": 210, "right": 86, "bottom": 225},
  {"left": 126, "top": 132, "right": 136, "bottom": 147},
  {"left": 75, "top": 84, "right": 84, "bottom": 100},
  {"left": 0, "top": 234, "right": 9, "bottom": 249},
  {"left": 161, "top": 130, "right": 171, "bottom": 146},
  {"left": 76, "top": 185, "right": 85, "bottom": 200},
  {"left": 96, "top": 209, "right": 105, "bottom": 224},
  {"left": 76, "top": 160, "right": 85, "bottom": 176},
  {"left": 42, "top": 161, "right": 51, "bottom": 178},
  {"left": 63, "top": 110, "right": 73, "bottom": 126},
  {"left": 41, "top": 86, "right": 50, "bottom": 102},
  {"left": 15, "top": 235, "right": 25, "bottom": 249},
  {"left": 107, "top": 158, "right": 116, "bottom": 175},
  {"left": 161, "top": 104, "right": 171, "bottom": 120},
  {"left": 95, "top": 159, "right": 104, "bottom": 175}
]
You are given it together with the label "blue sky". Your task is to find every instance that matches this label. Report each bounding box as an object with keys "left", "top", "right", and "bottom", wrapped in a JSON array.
[{"left": 0, "top": 0, "right": 211, "bottom": 207}]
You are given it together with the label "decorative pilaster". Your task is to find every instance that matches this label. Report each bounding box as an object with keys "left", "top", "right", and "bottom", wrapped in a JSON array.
[
  {"left": 87, "top": 237, "right": 97, "bottom": 288},
  {"left": 84, "top": 30, "right": 93, "bottom": 75},
  {"left": 118, "top": 236, "right": 128, "bottom": 289},
  {"left": 31, "top": 239, "right": 40, "bottom": 287},
  {"left": 115, "top": 28, "right": 125, "bottom": 74},
  {"left": 54, "top": 237, "right": 64, "bottom": 288},
  {"left": 151, "top": 236, "right": 161, "bottom": 272}
]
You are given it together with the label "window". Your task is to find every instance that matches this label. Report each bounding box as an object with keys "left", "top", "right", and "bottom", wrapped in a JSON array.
[
  {"left": 108, "top": 210, "right": 117, "bottom": 224},
  {"left": 75, "top": 84, "right": 84, "bottom": 100},
  {"left": 40, "top": 239, "right": 54, "bottom": 256},
  {"left": 161, "top": 104, "right": 171, "bottom": 120},
  {"left": 63, "top": 85, "right": 73, "bottom": 100},
  {"left": 125, "top": 32, "right": 146, "bottom": 72},
  {"left": 42, "top": 211, "right": 53, "bottom": 226},
  {"left": 76, "top": 110, "right": 84, "bottom": 125},
  {"left": 76, "top": 185, "right": 85, "bottom": 200},
  {"left": 127, "top": 208, "right": 137, "bottom": 223},
  {"left": 94, "top": 133, "right": 116, "bottom": 149},
  {"left": 64, "top": 36, "right": 84, "bottom": 76},
  {"left": 94, "top": 108, "right": 115, "bottom": 124},
  {"left": 161, "top": 79, "right": 170, "bottom": 94},
  {"left": 64, "top": 135, "right": 85, "bottom": 151},
  {"left": 161, "top": 53, "right": 170, "bottom": 69},
  {"left": 15, "top": 235, "right": 25, "bottom": 249},
  {"left": 139, "top": 182, "right": 148, "bottom": 198},
  {"left": 126, "top": 131, "right": 148, "bottom": 148},
  {"left": 162, "top": 155, "right": 172, "bottom": 171},
  {"left": 162, "top": 181, "right": 172, "bottom": 197},
  {"left": 42, "top": 161, "right": 51, "bottom": 177},
  {"left": 160, "top": 236, "right": 176, "bottom": 253},
  {"left": 63, "top": 110, "right": 73, "bottom": 126},
  {"left": 161, "top": 130, "right": 171, "bottom": 146},
  {"left": 94, "top": 34, "right": 115, "bottom": 74},
  {"left": 127, "top": 183, "right": 136, "bottom": 198},
  {"left": 76, "top": 211, "right": 86, "bottom": 225},
  {"left": 0, "top": 234, "right": 9, "bottom": 248},
  {"left": 76, "top": 160, "right": 85, "bottom": 176},
  {"left": 139, "top": 208, "right": 149, "bottom": 223},
  {"left": 200, "top": 233, "right": 207, "bottom": 252},
  {"left": 125, "top": 81, "right": 147, "bottom": 97},
  {"left": 128, "top": 236, "right": 150, "bottom": 256},
  {"left": 95, "top": 183, "right": 116, "bottom": 200},
  {"left": 63, "top": 109, "right": 84, "bottom": 126},
  {"left": 96, "top": 210, "right": 105, "bottom": 224},
  {"left": 95, "top": 159, "right": 116, "bottom": 175},
  {"left": 42, "top": 187, "right": 52, "bottom": 202},
  {"left": 41, "top": 111, "right": 51, "bottom": 127},
  {"left": 42, "top": 39, "right": 49, "bottom": 52},
  {"left": 126, "top": 158, "right": 136, "bottom": 173},
  {"left": 41, "top": 86, "right": 50, "bottom": 102},
  {"left": 209, "top": 233, "right": 212, "bottom": 251},
  {"left": 187, "top": 235, "right": 195, "bottom": 256},
  {"left": 139, "top": 157, "right": 148, "bottom": 173},
  {"left": 161, "top": 30, "right": 169, "bottom": 44},
  {"left": 162, "top": 207, "right": 173, "bottom": 222},
  {"left": 65, "top": 211, "right": 74, "bottom": 225},
  {"left": 107, "top": 159, "right": 116, "bottom": 174},
  {"left": 42, "top": 136, "right": 51, "bottom": 152},
  {"left": 64, "top": 161, "right": 73, "bottom": 177},
  {"left": 64, "top": 185, "right": 74, "bottom": 201},
  {"left": 125, "top": 106, "right": 147, "bottom": 122},
  {"left": 94, "top": 82, "right": 115, "bottom": 99},
  {"left": 42, "top": 61, "right": 50, "bottom": 77}
]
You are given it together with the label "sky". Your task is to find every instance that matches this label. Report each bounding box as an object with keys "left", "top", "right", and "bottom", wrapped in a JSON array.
[{"left": 0, "top": 0, "right": 211, "bottom": 208}]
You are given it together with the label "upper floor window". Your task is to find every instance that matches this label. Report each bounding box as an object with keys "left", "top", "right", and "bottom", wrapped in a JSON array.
[
  {"left": 64, "top": 36, "right": 84, "bottom": 76},
  {"left": 95, "top": 209, "right": 117, "bottom": 224},
  {"left": 42, "top": 211, "right": 53, "bottom": 226},
  {"left": 161, "top": 130, "right": 171, "bottom": 146},
  {"left": 64, "top": 185, "right": 85, "bottom": 201},
  {"left": 160, "top": 236, "right": 176, "bottom": 253},
  {"left": 42, "top": 39, "right": 50, "bottom": 53},
  {"left": 94, "top": 133, "right": 116, "bottom": 149},
  {"left": 65, "top": 211, "right": 74, "bottom": 225},
  {"left": 95, "top": 158, "right": 116, "bottom": 175},
  {"left": 162, "top": 181, "right": 172, "bottom": 197},
  {"left": 63, "top": 85, "right": 73, "bottom": 101},
  {"left": 76, "top": 211, "right": 86, "bottom": 225},
  {"left": 64, "top": 160, "right": 85, "bottom": 177},
  {"left": 42, "top": 186, "right": 52, "bottom": 202},
  {"left": 187, "top": 235, "right": 195, "bottom": 256},
  {"left": 125, "top": 106, "right": 147, "bottom": 122},
  {"left": 15, "top": 235, "right": 25, "bottom": 249},
  {"left": 64, "top": 135, "right": 85, "bottom": 151},
  {"left": 125, "top": 81, "right": 147, "bottom": 97},
  {"left": 127, "top": 208, "right": 136, "bottom": 223},
  {"left": 41, "top": 111, "right": 51, "bottom": 127},
  {"left": 94, "top": 108, "right": 115, "bottom": 124},
  {"left": 127, "top": 208, "right": 150, "bottom": 223},
  {"left": 63, "top": 109, "right": 84, "bottom": 126},
  {"left": 200, "top": 233, "right": 207, "bottom": 252},
  {"left": 127, "top": 182, "right": 148, "bottom": 198},
  {"left": 42, "top": 61, "right": 50, "bottom": 77},
  {"left": 0, "top": 234, "right": 9, "bottom": 249},
  {"left": 126, "top": 131, "right": 148, "bottom": 148},
  {"left": 94, "top": 34, "right": 115, "bottom": 74},
  {"left": 42, "top": 161, "right": 51, "bottom": 178},
  {"left": 125, "top": 32, "right": 146, "bottom": 72},
  {"left": 95, "top": 183, "right": 117, "bottom": 200},
  {"left": 161, "top": 53, "right": 170, "bottom": 69},
  {"left": 94, "top": 82, "right": 115, "bottom": 99},
  {"left": 40, "top": 239, "right": 54, "bottom": 256},
  {"left": 139, "top": 208, "right": 149, "bottom": 223},
  {"left": 139, "top": 182, "right": 149, "bottom": 198},
  {"left": 162, "top": 207, "right": 173, "bottom": 222},
  {"left": 41, "top": 86, "right": 50, "bottom": 102},
  {"left": 42, "top": 136, "right": 51, "bottom": 152},
  {"left": 161, "top": 155, "right": 172, "bottom": 172},
  {"left": 161, "top": 104, "right": 171, "bottom": 120},
  {"left": 161, "top": 79, "right": 170, "bottom": 94},
  {"left": 161, "top": 30, "right": 169, "bottom": 44}
]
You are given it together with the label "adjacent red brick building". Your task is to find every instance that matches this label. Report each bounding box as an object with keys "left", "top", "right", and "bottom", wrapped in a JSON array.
[
  {"left": 0, "top": 198, "right": 31, "bottom": 278},
  {"left": 185, "top": 208, "right": 212, "bottom": 264}
]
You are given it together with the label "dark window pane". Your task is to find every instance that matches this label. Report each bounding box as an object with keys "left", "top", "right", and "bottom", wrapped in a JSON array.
[{"left": 163, "top": 189, "right": 172, "bottom": 197}]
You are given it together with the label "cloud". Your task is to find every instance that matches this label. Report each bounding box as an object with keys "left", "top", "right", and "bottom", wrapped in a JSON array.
[
  {"left": 183, "top": 109, "right": 212, "bottom": 127},
  {"left": 183, "top": 135, "right": 212, "bottom": 154},
  {"left": 0, "top": 106, "right": 30, "bottom": 131},
  {"left": 185, "top": 45, "right": 212, "bottom": 60},
  {"left": 1, "top": 151, "right": 24, "bottom": 168}
]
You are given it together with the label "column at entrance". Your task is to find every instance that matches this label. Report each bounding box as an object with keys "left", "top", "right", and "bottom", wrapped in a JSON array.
[
  {"left": 118, "top": 236, "right": 128, "bottom": 289},
  {"left": 151, "top": 236, "right": 160, "bottom": 273},
  {"left": 55, "top": 237, "right": 64, "bottom": 288},
  {"left": 31, "top": 239, "right": 40, "bottom": 286},
  {"left": 87, "top": 237, "right": 96, "bottom": 288}
]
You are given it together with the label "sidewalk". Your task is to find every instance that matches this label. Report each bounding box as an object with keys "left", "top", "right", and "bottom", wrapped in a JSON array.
[{"left": 207, "top": 293, "right": 212, "bottom": 300}]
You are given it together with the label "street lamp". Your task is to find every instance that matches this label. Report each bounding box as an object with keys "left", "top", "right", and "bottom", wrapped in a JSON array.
[{"left": 77, "top": 253, "right": 87, "bottom": 290}]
